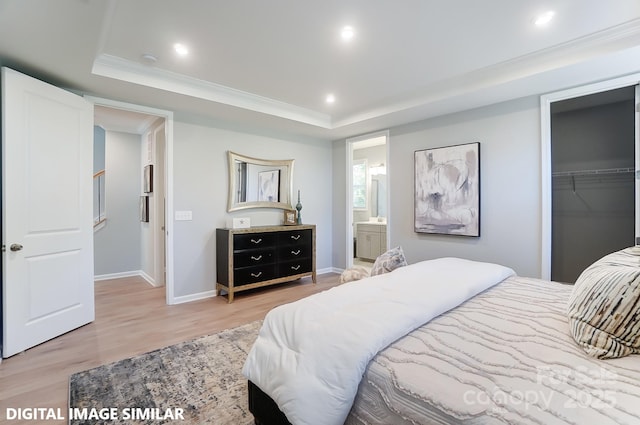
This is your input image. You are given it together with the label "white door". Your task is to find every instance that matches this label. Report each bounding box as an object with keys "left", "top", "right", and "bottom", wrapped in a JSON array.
[{"left": 2, "top": 67, "right": 95, "bottom": 358}]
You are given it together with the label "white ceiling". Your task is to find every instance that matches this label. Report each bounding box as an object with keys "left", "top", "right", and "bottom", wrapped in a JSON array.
[{"left": 1, "top": 0, "right": 640, "bottom": 140}]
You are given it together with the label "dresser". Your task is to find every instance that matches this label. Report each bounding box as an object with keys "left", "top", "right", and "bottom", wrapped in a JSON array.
[{"left": 216, "top": 225, "right": 316, "bottom": 302}]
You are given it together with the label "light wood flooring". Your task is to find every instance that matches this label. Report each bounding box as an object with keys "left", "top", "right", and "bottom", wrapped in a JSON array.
[{"left": 0, "top": 273, "right": 341, "bottom": 423}]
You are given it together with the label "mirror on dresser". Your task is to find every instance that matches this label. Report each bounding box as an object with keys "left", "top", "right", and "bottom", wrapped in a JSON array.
[{"left": 227, "top": 151, "right": 294, "bottom": 212}]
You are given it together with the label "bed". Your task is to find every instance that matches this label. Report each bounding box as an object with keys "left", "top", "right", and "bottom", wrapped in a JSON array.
[{"left": 243, "top": 254, "right": 640, "bottom": 425}]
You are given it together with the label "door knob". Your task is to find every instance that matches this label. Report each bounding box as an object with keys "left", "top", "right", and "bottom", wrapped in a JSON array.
[{"left": 10, "top": 243, "right": 23, "bottom": 252}]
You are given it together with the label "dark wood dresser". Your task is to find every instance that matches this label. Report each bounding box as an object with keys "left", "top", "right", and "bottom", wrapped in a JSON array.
[{"left": 216, "top": 225, "right": 316, "bottom": 302}]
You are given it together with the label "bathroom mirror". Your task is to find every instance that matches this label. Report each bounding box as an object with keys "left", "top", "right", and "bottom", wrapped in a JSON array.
[{"left": 227, "top": 151, "right": 294, "bottom": 212}]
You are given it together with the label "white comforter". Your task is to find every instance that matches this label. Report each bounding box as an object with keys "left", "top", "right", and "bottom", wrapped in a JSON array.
[{"left": 242, "top": 257, "right": 515, "bottom": 425}]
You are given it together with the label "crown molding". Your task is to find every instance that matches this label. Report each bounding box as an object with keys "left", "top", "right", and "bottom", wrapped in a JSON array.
[
  {"left": 333, "top": 18, "right": 640, "bottom": 128},
  {"left": 92, "top": 54, "right": 332, "bottom": 128},
  {"left": 92, "top": 18, "right": 640, "bottom": 132}
]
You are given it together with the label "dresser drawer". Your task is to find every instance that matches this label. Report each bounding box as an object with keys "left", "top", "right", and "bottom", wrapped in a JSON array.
[
  {"left": 278, "top": 229, "right": 312, "bottom": 246},
  {"left": 278, "top": 244, "right": 311, "bottom": 261},
  {"left": 234, "top": 232, "right": 276, "bottom": 250},
  {"left": 234, "top": 265, "right": 277, "bottom": 286},
  {"left": 233, "top": 248, "right": 275, "bottom": 267},
  {"left": 278, "top": 258, "right": 312, "bottom": 277}
]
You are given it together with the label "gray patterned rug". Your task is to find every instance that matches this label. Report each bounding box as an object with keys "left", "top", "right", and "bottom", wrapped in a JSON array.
[{"left": 68, "top": 320, "right": 262, "bottom": 424}]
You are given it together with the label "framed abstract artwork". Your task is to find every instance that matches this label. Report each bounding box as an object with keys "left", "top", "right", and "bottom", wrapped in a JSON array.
[{"left": 414, "top": 142, "right": 480, "bottom": 237}]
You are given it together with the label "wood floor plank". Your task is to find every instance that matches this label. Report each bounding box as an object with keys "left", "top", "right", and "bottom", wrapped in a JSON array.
[{"left": 0, "top": 273, "right": 341, "bottom": 423}]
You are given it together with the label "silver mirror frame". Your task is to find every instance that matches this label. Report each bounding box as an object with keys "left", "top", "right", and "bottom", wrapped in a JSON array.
[{"left": 227, "top": 151, "right": 295, "bottom": 212}]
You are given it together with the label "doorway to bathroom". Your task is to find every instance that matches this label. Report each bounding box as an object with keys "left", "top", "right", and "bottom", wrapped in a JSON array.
[{"left": 346, "top": 131, "right": 389, "bottom": 270}]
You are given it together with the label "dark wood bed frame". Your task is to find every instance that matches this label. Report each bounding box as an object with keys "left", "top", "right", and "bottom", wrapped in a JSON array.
[{"left": 248, "top": 380, "right": 292, "bottom": 425}]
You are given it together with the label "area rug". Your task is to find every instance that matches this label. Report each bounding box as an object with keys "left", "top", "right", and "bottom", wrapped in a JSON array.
[{"left": 69, "top": 320, "right": 262, "bottom": 424}]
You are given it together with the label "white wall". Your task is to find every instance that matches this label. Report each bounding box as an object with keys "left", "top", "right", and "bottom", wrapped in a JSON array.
[
  {"left": 333, "top": 96, "right": 543, "bottom": 278},
  {"left": 171, "top": 121, "right": 333, "bottom": 299},
  {"left": 94, "top": 131, "right": 142, "bottom": 275}
]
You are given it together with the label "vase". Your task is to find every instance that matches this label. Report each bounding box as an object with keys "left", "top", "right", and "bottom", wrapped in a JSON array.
[{"left": 296, "top": 190, "right": 302, "bottom": 224}]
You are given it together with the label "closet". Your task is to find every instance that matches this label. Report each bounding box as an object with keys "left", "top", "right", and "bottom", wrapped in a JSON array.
[{"left": 551, "top": 86, "right": 636, "bottom": 283}]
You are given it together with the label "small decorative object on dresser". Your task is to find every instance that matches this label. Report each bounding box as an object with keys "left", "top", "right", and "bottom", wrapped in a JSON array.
[
  {"left": 295, "top": 190, "right": 303, "bottom": 224},
  {"left": 216, "top": 225, "right": 316, "bottom": 303},
  {"left": 283, "top": 209, "right": 297, "bottom": 225},
  {"left": 228, "top": 217, "right": 250, "bottom": 229}
]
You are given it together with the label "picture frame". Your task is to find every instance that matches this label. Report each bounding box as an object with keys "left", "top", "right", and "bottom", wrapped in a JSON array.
[
  {"left": 283, "top": 209, "right": 297, "bottom": 226},
  {"left": 414, "top": 142, "right": 480, "bottom": 237},
  {"left": 258, "top": 169, "right": 280, "bottom": 202},
  {"left": 143, "top": 164, "right": 153, "bottom": 193},
  {"left": 140, "top": 195, "right": 149, "bottom": 222}
]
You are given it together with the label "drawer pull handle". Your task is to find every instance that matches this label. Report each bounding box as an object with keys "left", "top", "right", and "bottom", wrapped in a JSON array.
[
  {"left": 251, "top": 255, "right": 262, "bottom": 261},
  {"left": 251, "top": 272, "right": 263, "bottom": 278},
  {"left": 291, "top": 235, "right": 301, "bottom": 240},
  {"left": 291, "top": 265, "right": 301, "bottom": 271},
  {"left": 291, "top": 250, "right": 301, "bottom": 256},
  {"left": 251, "top": 238, "right": 262, "bottom": 244}
]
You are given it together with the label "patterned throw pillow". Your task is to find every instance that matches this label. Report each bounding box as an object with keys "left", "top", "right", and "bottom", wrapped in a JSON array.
[
  {"left": 339, "top": 266, "right": 370, "bottom": 283},
  {"left": 370, "top": 246, "right": 408, "bottom": 276},
  {"left": 567, "top": 247, "right": 640, "bottom": 359}
]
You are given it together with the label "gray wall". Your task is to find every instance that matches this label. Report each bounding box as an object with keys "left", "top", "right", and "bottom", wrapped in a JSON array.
[
  {"left": 93, "top": 126, "right": 105, "bottom": 172},
  {"left": 333, "top": 96, "right": 542, "bottom": 278},
  {"left": 171, "top": 121, "right": 333, "bottom": 299},
  {"left": 94, "top": 131, "right": 142, "bottom": 275}
]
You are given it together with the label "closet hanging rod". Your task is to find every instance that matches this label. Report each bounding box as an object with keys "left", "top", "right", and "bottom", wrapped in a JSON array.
[{"left": 552, "top": 167, "right": 635, "bottom": 177}]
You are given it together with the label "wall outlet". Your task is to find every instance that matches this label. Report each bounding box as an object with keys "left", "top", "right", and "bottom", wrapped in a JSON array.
[{"left": 175, "top": 210, "right": 192, "bottom": 221}]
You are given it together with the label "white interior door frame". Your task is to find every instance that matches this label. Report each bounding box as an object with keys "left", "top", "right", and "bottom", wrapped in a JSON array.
[
  {"left": 345, "top": 130, "right": 390, "bottom": 269},
  {"left": 85, "top": 96, "right": 177, "bottom": 305},
  {"left": 636, "top": 84, "right": 640, "bottom": 247},
  {"left": 540, "top": 72, "right": 640, "bottom": 280}
]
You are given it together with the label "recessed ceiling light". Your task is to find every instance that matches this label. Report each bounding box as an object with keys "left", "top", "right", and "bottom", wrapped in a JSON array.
[
  {"left": 341, "top": 26, "right": 355, "bottom": 41},
  {"left": 326, "top": 94, "right": 336, "bottom": 104},
  {"left": 141, "top": 53, "right": 158, "bottom": 64},
  {"left": 534, "top": 11, "right": 555, "bottom": 26},
  {"left": 174, "top": 43, "right": 189, "bottom": 56}
]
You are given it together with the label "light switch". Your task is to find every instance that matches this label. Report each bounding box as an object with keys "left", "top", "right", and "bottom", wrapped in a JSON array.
[{"left": 175, "top": 210, "right": 193, "bottom": 221}]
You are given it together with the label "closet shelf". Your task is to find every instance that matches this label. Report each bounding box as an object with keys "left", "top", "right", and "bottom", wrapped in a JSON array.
[{"left": 552, "top": 167, "right": 635, "bottom": 177}]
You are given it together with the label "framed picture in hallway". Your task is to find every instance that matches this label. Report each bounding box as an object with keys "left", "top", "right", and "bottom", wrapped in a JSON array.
[
  {"left": 414, "top": 142, "right": 480, "bottom": 237},
  {"left": 140, "top": 195, "right": 149, "bottom": 222},
  {"left": 143, "top": 164, "right": 153, "bottom": 193}
]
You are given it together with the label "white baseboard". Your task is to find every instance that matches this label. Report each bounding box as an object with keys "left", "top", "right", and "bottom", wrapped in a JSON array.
[
  {"left": 94, "top": 270, "right": 158, "bottom": 287},
  {"left": 94, "top": 270, "right": 142, "bottom": 281},
  {"left": 318, "top": 267, "right": 344, "bottom": 274},
  {"left": 172, "top": 290, "right": 217, "bottom": 304},
  {"left": 139, "top": 270, "right": 158, "bottom": 287},
  {"left": 317, "top": 267, "right": 333, "bottom": 275}
]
